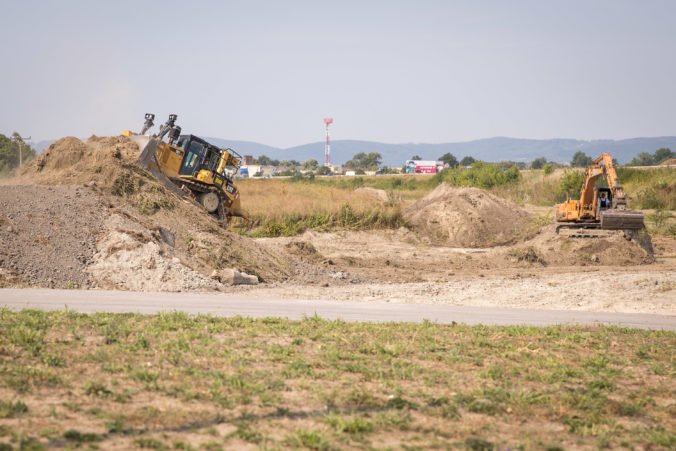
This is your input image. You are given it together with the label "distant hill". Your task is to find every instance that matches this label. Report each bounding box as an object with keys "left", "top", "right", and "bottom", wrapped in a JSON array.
[
  {"left": 34, "top": 135, "right": 676, "bottom": 166},
  {"left": 206, "top": 136, "right": 676, "bottom": 166}
]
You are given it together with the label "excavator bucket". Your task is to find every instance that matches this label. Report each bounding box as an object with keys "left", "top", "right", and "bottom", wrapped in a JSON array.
[{"left": 600, "top": 210, "right": 645, "bottom": 230}]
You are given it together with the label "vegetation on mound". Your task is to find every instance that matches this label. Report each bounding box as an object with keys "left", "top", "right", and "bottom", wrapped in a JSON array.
[
  {"left": 0, "top": 309, "right": 673, "bottom": 449},
  {"left": 111, "top": 171, "right": 175, "bottom": 215}
]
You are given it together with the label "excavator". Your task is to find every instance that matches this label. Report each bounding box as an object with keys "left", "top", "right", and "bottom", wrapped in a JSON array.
[
  {"left": 122, "top": 114, "right": 246, "bottom": 224},
  {"left": 556, "top": 152, "right": 644, "bottom": 237}
]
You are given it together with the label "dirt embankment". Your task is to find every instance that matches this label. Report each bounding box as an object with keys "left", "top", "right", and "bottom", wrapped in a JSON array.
[
  {"left": 404, "top": 183, "right": 533, "bottom": 247},
  {"left": 1, "top": 136, "right": 296, "bottom": 290}
]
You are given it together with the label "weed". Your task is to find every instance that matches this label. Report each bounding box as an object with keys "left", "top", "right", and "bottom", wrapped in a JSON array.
[
  {"left": 231, "top": 424, "right": 264, "bottom": 443},
  {"left": 326, "top": 414, "right": 374, "bottom": 434},
  {"left": 465, "top": 437, "right": 495, "bottom": 451},
  {"left": 286, "top": 429, "right": 331, "bottom": 450},
  {"left": 63, "top": 429, "right": 102, "bottom": 443},
  {"left": 135, "top": 437, "right": 168, "bottom": 449},
  {"left": 0, "top": 400, "right": 28, "bottom": 418}
]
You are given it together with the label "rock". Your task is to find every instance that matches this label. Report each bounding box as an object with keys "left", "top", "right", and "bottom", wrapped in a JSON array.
[
  {"left": 218, "top": 268, "right": 259, "bottom": 285},
  {"left": 590, "top": 254, "right": 600, "bottom": 263},
  {"left": 159, "top": 227, "right": 175, "bottom": 247}
]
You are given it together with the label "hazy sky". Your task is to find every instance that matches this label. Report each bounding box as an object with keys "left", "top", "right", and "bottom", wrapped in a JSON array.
[{"left": 1, "top": 0, "right": 675, "bottom": 146}]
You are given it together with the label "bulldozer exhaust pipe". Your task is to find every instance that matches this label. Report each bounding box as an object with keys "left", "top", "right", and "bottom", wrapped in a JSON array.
[{"left": 140, "top": 113, "right": 155, "bottom": 135}]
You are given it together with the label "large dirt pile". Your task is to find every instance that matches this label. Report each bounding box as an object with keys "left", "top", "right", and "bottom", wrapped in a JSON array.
[
  {"left": 404, "top": 183, "right": 532, "bottom": 247},
  {"left": 16, "top": 135, "right": 140, "bottom": 188},
  {"left": 509, "top": 226, "right": 654, "bottom": 267},
  {"left": 1, "top": 136, "right": 294, "bottom": 290},
  {"left": 0, "top": 185, "right": 103, "bottom": 288}
]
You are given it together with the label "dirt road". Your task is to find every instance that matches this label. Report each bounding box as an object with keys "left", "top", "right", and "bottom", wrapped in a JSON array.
[{"left": 1, "top": 289, "right": 674, "bottom": 330}]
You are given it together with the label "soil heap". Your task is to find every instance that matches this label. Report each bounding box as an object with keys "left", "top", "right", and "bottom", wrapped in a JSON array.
[
  {"left": 2, "top": 136, "right": 293, "bottom": 290},
  {"left": 404, "top": 183, "right": 532, "bottom": 247}
]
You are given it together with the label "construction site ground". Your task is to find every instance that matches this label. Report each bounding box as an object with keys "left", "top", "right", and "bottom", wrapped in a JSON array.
[
  {"left": 1, "top": 136, "right": 675, "bottom": 449},
  {"left": 0, "top": 135, "right": 673, "bottom": 317}
]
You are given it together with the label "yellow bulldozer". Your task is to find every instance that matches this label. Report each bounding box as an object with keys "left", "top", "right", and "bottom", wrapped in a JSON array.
[
  {"left": 555, "top": 152, "right": 644, "bottom": 237},
  {"left": 123, "top": 114, "right": 245, "bottom": 223}
]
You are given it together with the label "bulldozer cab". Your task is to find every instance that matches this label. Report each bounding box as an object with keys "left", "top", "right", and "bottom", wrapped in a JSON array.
[{"left": 176, "top": 135, "right": 222, "bottom": 177}]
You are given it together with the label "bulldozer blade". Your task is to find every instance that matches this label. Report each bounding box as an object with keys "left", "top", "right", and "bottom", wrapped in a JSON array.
[
  {"left": 600, "top": 210, "right": 645, "bottom": 230},
  {"left": 128, "top": 135, "right": 191, "bottom": 199}
]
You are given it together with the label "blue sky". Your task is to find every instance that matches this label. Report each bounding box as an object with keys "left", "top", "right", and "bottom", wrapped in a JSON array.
[{"left": 1, "top": 0, "right": 674, "bottom": 146}]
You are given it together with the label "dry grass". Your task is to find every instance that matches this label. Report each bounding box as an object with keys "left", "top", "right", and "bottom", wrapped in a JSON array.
[
  {"left": 237, "top": 178, "right": 383, "bottom": 220},
  {"left": 0, "top": 310, "right": 674, "bottom": 449}
]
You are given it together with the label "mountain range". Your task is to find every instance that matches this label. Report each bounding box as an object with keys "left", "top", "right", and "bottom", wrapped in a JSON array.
[
  {"left": 35, "top": 136, "right": 676, "bottom": 166},
  {"left": 206, "top": 136, "right": 676, "bottom": 166}
]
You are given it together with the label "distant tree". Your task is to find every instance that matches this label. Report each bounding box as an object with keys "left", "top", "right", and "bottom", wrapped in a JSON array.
[
  {"left": 345, "top": 152, "right": 382, "bottom": 169},
  {"left": 303, "top": 159, "right": 319, "bottom": 171},
  {"left": 258, "top": 155, "right": 274, "bottom": 166},
  {"left": 280, "top": 160, "right": 300, "bottom": 167},
  {"left": 0, "top": 132, "right": 36, "bottom": 173},
  {"left": 530, "top": 157, "right": 547, "bottom": 169},
  {"left": 460, "top": 156, "right": 476, "bottom": 166},
  {"left": 654, "top": 147, "right": 675, "bottom": 164},
  {"left": 438, "top": 152, "right": 458, "bottom": 167},
  {"left": 628, "top": 152, "right": 655, "bottom": 167},
  {"left": 315, "top": 165, "right": 332, "bottom": 175},
  {"left": 571, "top": 151, "right": 593, "bottom": 168}
]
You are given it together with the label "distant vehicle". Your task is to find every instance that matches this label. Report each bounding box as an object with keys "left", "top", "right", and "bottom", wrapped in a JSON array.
[
  {"left": 405, "top": 160, "right": 443, "bottom": 174},
  {"left": 345, "top": 170, "right": 356, "bottom": 176}
]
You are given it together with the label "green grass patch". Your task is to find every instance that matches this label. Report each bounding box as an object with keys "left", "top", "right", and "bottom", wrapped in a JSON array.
[{"left": 0, "top": 310, "right": 673, "bottom": 449}]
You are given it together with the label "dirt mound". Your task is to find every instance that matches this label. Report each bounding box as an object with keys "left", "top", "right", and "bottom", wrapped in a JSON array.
[
  {"left": 355, "top": 187, "right": 389, "bottom": 203},
  {"left": 660, "top": 158, "right": 676, "bottom": 166},
  {"left": 512, "top": 226, "right": 654, "bottom": 267},
  {"left": 16, "top": 136, "right": 140, "bottom": 189},
  {"left": 404, "top": 183, "right": 532, "bottom": 247},
  {"left": 1, "top": 135, "right": 295, "bottom": 290}
]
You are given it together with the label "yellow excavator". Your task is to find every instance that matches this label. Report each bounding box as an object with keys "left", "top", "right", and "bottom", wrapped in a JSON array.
[
  {"left": 556, "top": 152, "right": 644, "bottom": 237},
  {"left": 123, "top": 114, "right": 245, "bottom": 223}
]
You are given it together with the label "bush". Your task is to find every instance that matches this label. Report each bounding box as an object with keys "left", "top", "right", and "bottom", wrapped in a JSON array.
[
  {"left": 558, "top": 170, "right": 584, "bottom": 200},
  {"left": 439, "top": 162, "right": 521, "bottom": 189},
  {"left": 543, "top": 163, "right": 554, "bottom": 175}
]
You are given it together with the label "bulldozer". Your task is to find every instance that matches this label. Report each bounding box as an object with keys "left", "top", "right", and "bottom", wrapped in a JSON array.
[
  {"left": 556, "top": 152, "right": 644, "bottom": 237},
  {"left": 123, "top": 114, "right": 246, "bottom": 223}
]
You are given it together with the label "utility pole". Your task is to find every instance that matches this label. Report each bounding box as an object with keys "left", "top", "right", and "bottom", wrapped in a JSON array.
[
  {"left": 323, "top": 118, "right": 333, "bottom": 166},
  {"left": 11, "top": 133, "right": 31, "bottom": 168}
]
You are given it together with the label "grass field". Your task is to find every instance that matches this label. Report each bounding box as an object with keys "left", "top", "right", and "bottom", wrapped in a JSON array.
[
  {"left": 234, "top": 166, "right": 676, "bottom": 237},
  {"left": 0, "top": 309, "right": 674, "bottom": 449}
]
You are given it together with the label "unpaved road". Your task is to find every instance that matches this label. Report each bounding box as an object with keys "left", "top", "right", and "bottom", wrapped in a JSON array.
[{"left": 1, "top": 289, "right": 674, "bottom": 330}]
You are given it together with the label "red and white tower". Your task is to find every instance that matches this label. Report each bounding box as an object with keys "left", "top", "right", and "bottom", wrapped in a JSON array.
[{"left": 323, "top": 117, "right": 333, "bottom": 166}]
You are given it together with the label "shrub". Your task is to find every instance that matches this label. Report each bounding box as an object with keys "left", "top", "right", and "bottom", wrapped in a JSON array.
[
  {"left": 558, "top": 170, "right": 584, "bottom": 200},
  {"left": 439, "top": 162, "right": 521, "bottom": 189},
  {"left": 543, "top": 163, "right": 554, "bottom": 175}
]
